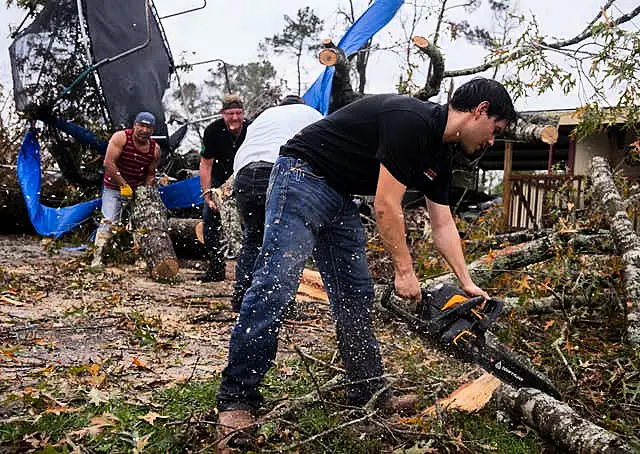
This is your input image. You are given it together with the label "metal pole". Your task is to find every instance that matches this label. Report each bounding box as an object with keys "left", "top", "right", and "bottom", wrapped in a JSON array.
[
  {"left": 160, "top": 0, "right": 207, "bottom": 19},
  {"left": 175, "top": 58, "right": 232, "bottom": 93},
  {"left": 55, "top": 0, "right": 153, "bottom": 103}
]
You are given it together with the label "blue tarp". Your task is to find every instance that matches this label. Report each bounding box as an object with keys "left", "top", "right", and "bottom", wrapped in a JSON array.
[
  {"left": 17, "top": 129, "right": 202, "bottom": 238},
  {"left": 303, "top": 0, "right": 404, "bottom": 114}
]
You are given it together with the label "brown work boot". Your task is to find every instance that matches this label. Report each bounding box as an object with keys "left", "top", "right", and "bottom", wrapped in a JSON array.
[
  {"left": 379, "top": 393, "right": 420, "bottom": 416},
  {"left": 216, "top": 409, "right": 255, "bottom": 452}
]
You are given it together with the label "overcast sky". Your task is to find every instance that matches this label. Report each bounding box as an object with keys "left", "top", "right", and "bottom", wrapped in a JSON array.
[{"left": 1, "top": 0, "right": 638, "bottom": 112}]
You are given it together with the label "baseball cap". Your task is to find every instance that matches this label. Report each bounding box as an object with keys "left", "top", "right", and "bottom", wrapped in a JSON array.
[
  {"left": 221, "top": 94, "right": 244, "bottom": 111},
  {"left": 134, "top": 111, "right": 156, "bottom": 127}
]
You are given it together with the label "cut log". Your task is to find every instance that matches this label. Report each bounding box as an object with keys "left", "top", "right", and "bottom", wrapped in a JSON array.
[
  {"left": 318, "top": 39, "right": 346, "bottom": 67},
  {"left": 316, "top": 39, "right": 364, "bottom": 114},
  {"left": 167, "top": 217, "right": 206, "bottom": 259},
  {"left": 412, "top": 36, "right": 445, "bottom": 101},
  {"left": 422, "top": 373, "right": 500, "bottom": 415},
  {"left": 296, "top": 269, "right": 328, "bottom": 302},
  {"left": 211, "top": 183, "right": 242, "bottom": 259},
  {"left": 504, "top": 117, "right": 559, "bottom": 144},
  {"left": 131, "top": 185, "right": 179, "bottom": 279},
  {"left": 591, "top": 156, "right": 640, "bottom": 346},
  {"left": 495, "top": 383, "right": 634, "bottom": 453}
]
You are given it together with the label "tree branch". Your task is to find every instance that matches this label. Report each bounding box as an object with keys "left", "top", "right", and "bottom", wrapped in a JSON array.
[{"left": 443, "top": 4, "right": 640, "bottom": 78}]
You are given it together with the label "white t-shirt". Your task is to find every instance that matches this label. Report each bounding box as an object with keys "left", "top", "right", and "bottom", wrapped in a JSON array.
[{"left": 233, "top": 103, "right": 323, "bottom": 175}]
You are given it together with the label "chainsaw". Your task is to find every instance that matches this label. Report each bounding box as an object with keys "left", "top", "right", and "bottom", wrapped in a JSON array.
[{"left": 381, "top": 283, "right": 560, "bottom": 398}]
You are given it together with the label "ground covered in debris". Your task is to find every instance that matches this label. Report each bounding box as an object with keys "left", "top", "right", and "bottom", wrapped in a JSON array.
[{"left": 0, "top": 231, "right": 638, "bottom": 453}]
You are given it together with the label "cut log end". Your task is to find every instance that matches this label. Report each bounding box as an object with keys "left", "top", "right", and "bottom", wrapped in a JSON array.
[
  {"left": 319, "top": 48, "right": 338, "bottom": 67},
  {"left": 321, "top": 38, "right": 334, "bottom": 47},
  {"left": 151, "top": 259, "right": 179, "bottom": 280},
  {"left": 195, "top": 221, "right": 204, "bottom": 244},
  {"left": 541, "top": 126, "right": 559, "bottom": 144},
  {"left": 412, "top": 35, "right": 429, "bottom": 49}
]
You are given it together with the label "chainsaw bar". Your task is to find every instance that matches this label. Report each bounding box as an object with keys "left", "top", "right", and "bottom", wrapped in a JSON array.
[{"left": 381, "top": 287, "right": 560, "bottom": 398}]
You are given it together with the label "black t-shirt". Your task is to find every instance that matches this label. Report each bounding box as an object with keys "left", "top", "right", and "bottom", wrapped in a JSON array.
[
  {"left": 280, "top": 94, "right": 452, "bottom": 204},
  {"left": 201, "top": 118, "right": 250, "bottom": 187}
]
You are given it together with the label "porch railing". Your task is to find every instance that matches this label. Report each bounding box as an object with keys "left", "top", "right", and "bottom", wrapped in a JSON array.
[{"left": 505, "top": 174, "right": 584, "bottom": 231}]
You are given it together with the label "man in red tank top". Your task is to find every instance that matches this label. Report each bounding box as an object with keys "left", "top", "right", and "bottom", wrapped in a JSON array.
[{"left": 90, "top": 112, "right": 160, "bottom": 268}]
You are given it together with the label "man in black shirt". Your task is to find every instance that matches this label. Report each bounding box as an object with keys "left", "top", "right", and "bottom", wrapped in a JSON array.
[
  {"left": 198, "top": 94, "right": 249, "bottom": 282},
  {"left": 215, "top": 78, "right": 517, "bottom": 442}
]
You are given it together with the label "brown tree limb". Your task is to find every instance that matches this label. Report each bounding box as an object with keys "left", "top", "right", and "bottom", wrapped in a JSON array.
[
  {"left": 443, "top": 4, "right": 640, "bottom": 78},
  {"left": 412, "top": 36, "right": 445, "bottom": 101},
  {"left": 590, "top": 156, "right": 640, "bottom": 346},
  {"left": 495, "top": 383, "right": 635, "bottom": 453},
  {"left": 317, "top": 39, "right": 364, "bottom": 113}
]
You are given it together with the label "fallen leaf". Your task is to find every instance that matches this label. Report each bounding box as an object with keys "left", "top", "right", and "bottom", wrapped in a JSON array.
[
  {"left": 87, "top": 387, "right": 109, "bottom": 405},
  {"left": 543, "top": 320, "right": 555, "bottom": 331},
  {"left": 87, "top": 363, "right": 101, "bottom": 376},
  {"left": 139, "top": 411, "right": 169, "bottom": 425},
  {"left": 133, "top": 433, "right": 152, "bottom": 453},
  {"left": 280, "top": 363, "right": 294, "bottom": 376},
  {"left": 132, "top": 357, "right": 150, "bottom": 370},
  {"left": 69, "top": 414, "right": 118, "bottom": 439}
]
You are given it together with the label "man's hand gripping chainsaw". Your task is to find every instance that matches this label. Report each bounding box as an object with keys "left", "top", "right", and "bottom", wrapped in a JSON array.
[{"left": 381, "top": 283, "right": 560, "bottom": 398}]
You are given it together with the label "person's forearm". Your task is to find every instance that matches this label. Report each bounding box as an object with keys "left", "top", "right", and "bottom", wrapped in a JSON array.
[
  {"left": 375, "top": 199, "right": 413, "bottom": 275},
  {"left": 104, "top": 163, "right": 127, "bottom": 187},
  {"left": 199, "top": 162, "right": 213, "bottom": 201},
  {"left": 431, "top": 220, "right": 473, "bottom": 287}
]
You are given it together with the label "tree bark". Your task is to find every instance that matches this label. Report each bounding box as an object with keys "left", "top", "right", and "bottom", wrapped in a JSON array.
[
  {"left": 590, "top": 156, "right": 640, "bottom": 346},
  {"left": 212, "top": 179, "right": 242, "bottom": 259},
  {"left": 412, "top": 36, "right": 445, "bottom": 101},
  {"left": 167, "top": 217, "right": 206, "bottom": 260},
  {"left": 131, "top": 186, "right": 179, "bottom": 279},
  {"left": 428, "top": 232, "right": 613, "bottom": 289},
  {"left": 495, "top": 383, "right": 635, "bottom": 453},
  {"left": 504, "top": 117, "right": 558, "bottom": 144},
  {"left": 318, "top": 39, "right": 365, "bottom": 114}
]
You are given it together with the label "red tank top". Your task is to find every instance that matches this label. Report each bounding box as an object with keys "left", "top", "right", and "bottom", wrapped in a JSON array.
[{"left": 104, "top": 129, "right": 157, "bottom": 189}]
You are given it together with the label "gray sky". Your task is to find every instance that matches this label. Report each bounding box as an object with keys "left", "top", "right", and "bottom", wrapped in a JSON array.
[{"left": 1, "top": 0, "right": 638, "bottom": 112}]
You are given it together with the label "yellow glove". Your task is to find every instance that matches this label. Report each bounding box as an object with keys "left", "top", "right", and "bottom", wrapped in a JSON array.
[{"left": 120, "top": 184, "right": 133, "bottom": 198}]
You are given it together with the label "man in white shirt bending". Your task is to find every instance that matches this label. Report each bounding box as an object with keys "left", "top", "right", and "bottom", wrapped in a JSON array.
[{"left": 230, "top": 95, "right": 322, "bottom": 312}]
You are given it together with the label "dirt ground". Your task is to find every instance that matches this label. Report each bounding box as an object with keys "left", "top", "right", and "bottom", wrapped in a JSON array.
[{"left": 0, "top": 234, "right": 346, "bottom": 416}]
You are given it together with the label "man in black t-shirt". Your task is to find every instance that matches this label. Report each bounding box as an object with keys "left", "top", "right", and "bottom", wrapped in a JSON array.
[
  {"left": 198, "top": 94, "right": 249, "bottom": 282},
  {"left": 215, "top": 78, "right": 517, "bottom": 440}
]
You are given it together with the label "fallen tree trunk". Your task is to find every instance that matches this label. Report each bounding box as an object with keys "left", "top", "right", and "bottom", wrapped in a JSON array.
[
  {"left": 501, "top": 294, "right": 610, "bottom": 314},
  {"left": 428, "top": 231, "right": 613, "bottom": 289},
  {"left": 591, "top": 156, "right": 640, "bottom": 346},
  {"left": 167, "top": 217, "right": 206, "bottom": 260},
  {"left": 131, "top": 186, "right": 179, "bottom": 279},
  {"left": 429, "top": 232, "right": 563, "bottom": 288},
  {"left": 495, "top": 383, "right": 634, "bottom": 453},
  {"left": 504, "top": 117, "right": 558, "bottom": 144}
]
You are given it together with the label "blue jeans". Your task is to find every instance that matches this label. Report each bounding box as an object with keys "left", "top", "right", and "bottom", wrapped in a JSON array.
[
  {"left": 202, "top": 200, "right": 225, "bottom": 275},
  {"left": 97, "top": 187, "right": 126, "bottom": 234},
  {"left": 231, "top": 162, "right": 272, "bottom": 311},
  {"left": 217, "top": 156, "right": 387, "bottom": 411}
]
